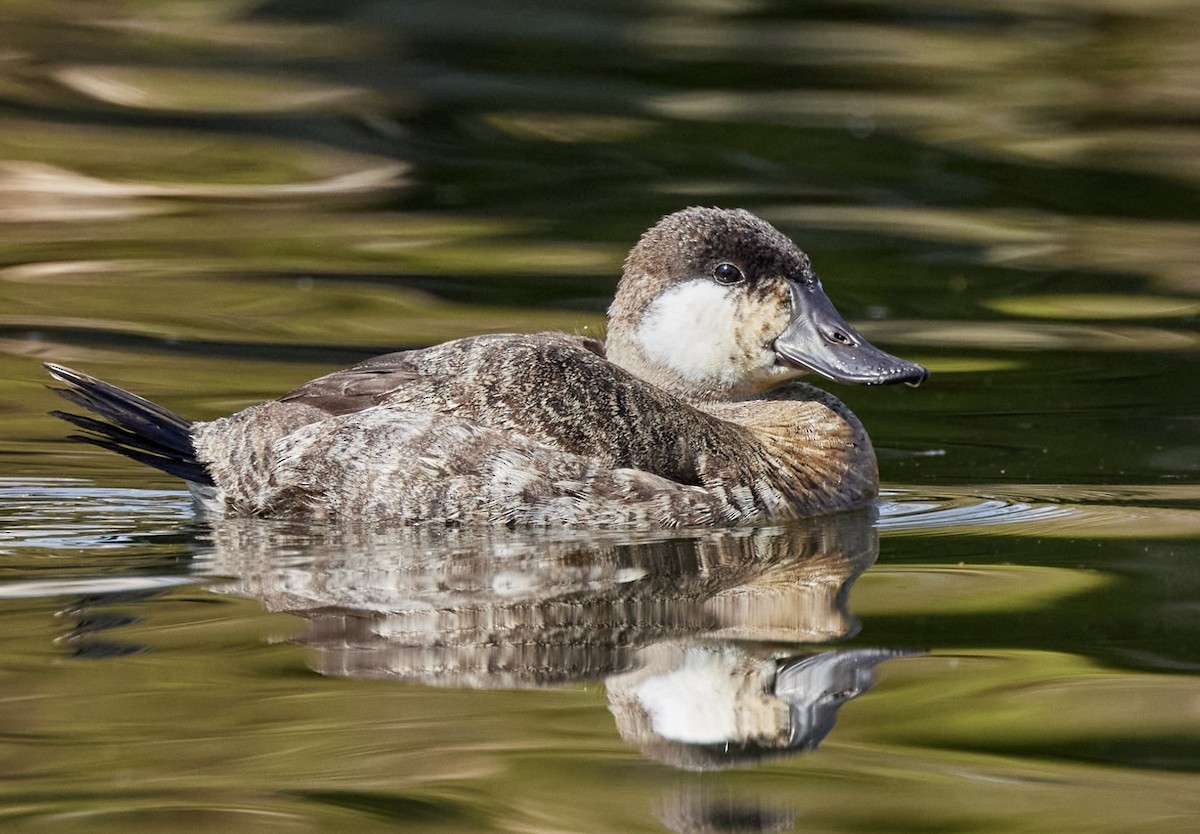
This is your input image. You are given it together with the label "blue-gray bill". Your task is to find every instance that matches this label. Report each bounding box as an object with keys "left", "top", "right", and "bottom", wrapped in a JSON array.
[{"left": 773, "top": 281, "right": 927, "bottom": 387}]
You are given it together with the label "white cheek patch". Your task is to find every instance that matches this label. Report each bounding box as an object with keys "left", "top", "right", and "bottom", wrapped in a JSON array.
[{"left": 635, "top": 280, "right": 744, "bottom": 386}]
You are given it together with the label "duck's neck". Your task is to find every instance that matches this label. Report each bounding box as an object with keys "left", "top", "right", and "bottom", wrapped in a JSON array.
[
  {"left": 695, "top": 386, "right": 880, "bottom": 518},
  {"left": 605, "top": 344, "right": 702, "bottom": 401}
]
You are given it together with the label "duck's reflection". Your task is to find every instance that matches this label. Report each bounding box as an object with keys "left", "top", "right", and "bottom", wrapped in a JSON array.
[
  {"left": 195, "top": 510, "right": 916, "bottom": 770},
  {"left": 609, "top": 643, "right": 913, "bottom": 771},
  {"left": 656, "top": 784, "right": 799, "bottom": 834}
]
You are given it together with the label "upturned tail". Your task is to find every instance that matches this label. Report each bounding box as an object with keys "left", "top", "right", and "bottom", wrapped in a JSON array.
[{"left": 45, "top": 363, "right": 213, "bottom": 486}]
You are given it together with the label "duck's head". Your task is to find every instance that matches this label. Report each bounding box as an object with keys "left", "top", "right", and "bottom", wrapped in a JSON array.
[{"left": 606, "top": 207, "right": 928, "bottom": 400}]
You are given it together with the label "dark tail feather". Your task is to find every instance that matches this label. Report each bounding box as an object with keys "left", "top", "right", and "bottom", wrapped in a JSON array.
[{"left": 45, "top": 363, "right": 214, "bottom": 486}]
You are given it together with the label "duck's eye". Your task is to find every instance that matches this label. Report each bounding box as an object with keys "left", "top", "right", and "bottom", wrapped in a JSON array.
[{"left": 713, "top": 262, "right": 744, "bottom": 285}]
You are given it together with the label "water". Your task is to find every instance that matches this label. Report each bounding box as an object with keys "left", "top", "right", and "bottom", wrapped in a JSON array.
[{"left": 1, "top": 0, "right": 1198, "bottom": 831}]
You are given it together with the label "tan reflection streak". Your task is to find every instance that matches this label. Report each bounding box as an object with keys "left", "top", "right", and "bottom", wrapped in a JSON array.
[
  {"left": 987, "top": 293, "right": 1200, "bottom": 320},
  {"left": 0, "top": 336, "right": 132, "bottom": 364},
  {"left": 0, "top": 161, "right": 406, "bottom": 223},
  {"left": 90, "top": 19, "right": 374, "bottom": 57},
  {"left": 54, "top": 65, "right": 366, "bottom": 113},
  {"left": 859, "top": 319, "right": 1198, "bottom": 351},
  {"left": 0, "top": 260, "right": 131, "bottom": 284}
]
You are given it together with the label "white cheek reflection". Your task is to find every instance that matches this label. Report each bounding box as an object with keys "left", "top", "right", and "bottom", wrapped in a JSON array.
[
  {"left": 631, "top": 647, "right": 753, "bottom": 744},
  {"left": 635, "top": 280, "right": 741, "bottom": 386}
]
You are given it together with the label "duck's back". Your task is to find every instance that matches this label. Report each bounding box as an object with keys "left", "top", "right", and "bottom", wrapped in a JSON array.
[
  {"left": 283, "top": 332, "right": 747, "bottom": 484},
  {"left": 191, "top": 333, "right": 747, "bottom": 525}
]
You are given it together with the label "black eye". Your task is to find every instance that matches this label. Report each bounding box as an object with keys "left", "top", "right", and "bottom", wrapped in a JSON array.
[{"left": 713, "top": 262, "right": 744, "bottom": 285}]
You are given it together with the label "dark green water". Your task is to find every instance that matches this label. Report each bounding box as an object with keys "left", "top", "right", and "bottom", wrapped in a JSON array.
[{"left": 1, "top": 0, "right": 1198, "bottom": 831}]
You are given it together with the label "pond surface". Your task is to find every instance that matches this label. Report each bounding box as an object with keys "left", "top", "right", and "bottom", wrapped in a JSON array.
[{"left": 1, "top": 0, "right": 1199, "bottom": 831}]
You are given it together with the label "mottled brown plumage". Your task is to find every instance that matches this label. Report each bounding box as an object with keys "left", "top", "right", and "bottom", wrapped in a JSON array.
[{"left": 48, "top": 207, "right": 926, "bottom": 526}]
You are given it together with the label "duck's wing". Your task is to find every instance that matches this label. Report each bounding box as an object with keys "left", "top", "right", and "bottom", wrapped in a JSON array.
[
  {"left": 276, "top": 334, "right": 605, "bottom": 416},
  {"left": 273, "top": 333, "right": 744, "bottom": 487},
  {"left": 278, "top": 360, "right": 424, "bottom": 416}
]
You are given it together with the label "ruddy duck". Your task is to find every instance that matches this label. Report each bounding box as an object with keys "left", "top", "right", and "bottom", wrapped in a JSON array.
[{"left": 47, "top": 208, "right": 926, "bottom": 526}]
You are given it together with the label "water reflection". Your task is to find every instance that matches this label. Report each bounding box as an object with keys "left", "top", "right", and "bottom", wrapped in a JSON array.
[
  {"left": 609, "top": 644, "right": 911, "bottom": 771},
  {"left": 656, "top": 785, "right": 799, "bottom": 834},
  {"left": 189, "top": 511, "right": 912, "bottom": 769}
]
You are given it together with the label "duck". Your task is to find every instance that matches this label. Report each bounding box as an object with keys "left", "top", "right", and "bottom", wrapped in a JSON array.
[{"left": 46, "top": 207, "right": 926, "bottom": 527}]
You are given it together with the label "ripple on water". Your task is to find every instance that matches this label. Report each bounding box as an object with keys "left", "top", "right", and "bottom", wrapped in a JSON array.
[
  {"left": 0, "top": 479, "right": 191, "bottom": 534},
  {"left": 877, "top": 485, "right": 1200, "bottom": 539},
  {"left": 4, "top": 477, "right": 1199, "bottom": 550},
  {"left": 0, "top": 575, "right": 199, "bottom": 600},
  {"left": 0, "top": 479, "right": 195, "bottom": 597}
]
